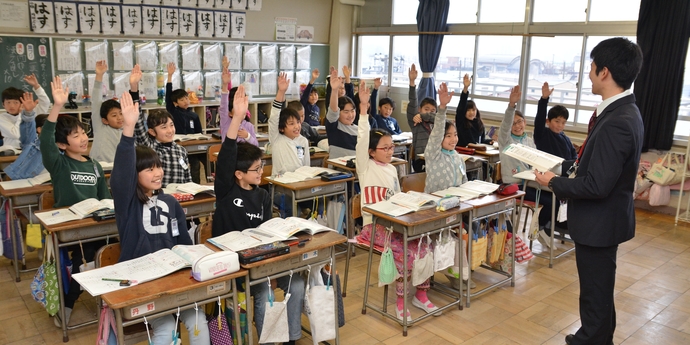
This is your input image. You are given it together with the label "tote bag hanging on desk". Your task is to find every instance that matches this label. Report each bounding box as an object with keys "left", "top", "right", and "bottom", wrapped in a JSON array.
[
  {"left": 30, "top": 234, "right": 60, "bottom": 316},
  {"left": 303, "top": 265, "right": 336, "bottom": 344},
  {"left": 258, "top": 275, "right": 291, "bottom": 344},
  {"left": 411, "top": 235, "right": 435, "bottom": 286},
  {"left": 470, "top": 229, "right": 488, "bottom": 270}
]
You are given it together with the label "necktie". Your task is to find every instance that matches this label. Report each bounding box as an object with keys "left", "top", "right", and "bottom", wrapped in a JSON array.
[{"left": 577, "top": 110, "right": 597, "bottom": 163}]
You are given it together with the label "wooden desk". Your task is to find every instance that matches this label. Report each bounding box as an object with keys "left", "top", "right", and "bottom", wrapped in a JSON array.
[
  {"left": 462, "top": 192, "right": 524, "bottom": 307},
  {"left": 264, "top": 175, "right": 353, "bottom": 221},
  {"left": 177, "top": 137, "right": 222, "bottom": 155},
  {"left": 102, "top": 268, "right": 248, "bottom": 345},
  {"left": 242, "top": 231, "right": 346, "bottom": 345},
  {"left": 39, "top": 195, "right": 217, "bottom": 342},
  {"left": 359, "top": 204, "right": 472, "bottom": 336}
]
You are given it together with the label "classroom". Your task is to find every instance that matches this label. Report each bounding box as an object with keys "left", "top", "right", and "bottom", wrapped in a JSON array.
[{"left": 1, "top": 0, "right": 689, "bottom": 344}]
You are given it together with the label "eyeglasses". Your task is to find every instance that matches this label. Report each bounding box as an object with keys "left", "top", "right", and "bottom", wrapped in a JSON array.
[
  {"left": 376, "top": 146, "right": 395, "bottom": 152},
  {"left": 512, "top": 119, "right": 524, "bottom": 126},
  {"left": 247, "top": 161, "right": 266, "bottom": 173}
]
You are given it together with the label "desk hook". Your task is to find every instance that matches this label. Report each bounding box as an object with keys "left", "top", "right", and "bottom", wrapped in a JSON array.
[
  {"left": 216, "top": 297, "right": 223, "bottom": 330},
  {"left": 193, "top": 302, "right": 200, "bottom": 336},
  {"left": 143, "top": 316, "right": 153, "bottom": 345},
  {"left": 267, "top": 276, "right": 274, "bottom": 307},
  {"left": 172, "top": 307, "right": 180, "bottom": 343}
]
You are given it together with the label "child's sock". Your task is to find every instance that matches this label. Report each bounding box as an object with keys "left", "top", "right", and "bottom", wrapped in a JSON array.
[
  {"left": 415, "top": 289, "right": 429, "bottom": 303},
  {"left": 396, "top": 297, "right": 405, "bottom": 310}
]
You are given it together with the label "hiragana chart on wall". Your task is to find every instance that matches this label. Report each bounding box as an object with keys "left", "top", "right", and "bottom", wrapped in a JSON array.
[
  {"left": 54, "top": 2, "right": 78, "bottom": 35},
  {"left": 198, "top": 10, "right": 214, "bottom": 38},
  {"left": 214, "top": 11, "right": 230, "bottom": 38},
  {"left": 230, "top": 12, "right": 245, "bottom": 39},
  {"left": 142, "top": 6, "right": 161, "bottom": 35},
  {"left": 100, "top": 4, "right": 122, "bottom": 35},
  {"left": 29, "top": 1, "right": 55, "bottom": 34},
  {"left": 122, "top": 5, "right": 142, "bottom": 35},
  {"left": 78, "top": 3, "right": 100, "bottom": 35},
  {"left": 162, "top": 7, "right": 179, "bottom": 35},
  {"left": 179, "top": 8, "right": 197, "bottom": 37}
]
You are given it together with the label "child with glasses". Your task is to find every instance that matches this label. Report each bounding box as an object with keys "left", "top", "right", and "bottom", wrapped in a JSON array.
[
  {"left": 354, "top": 81, "right": 440, "bottom": 322},
  {"left": 213, "top": 85, "right": 305, "bottom": 345}
]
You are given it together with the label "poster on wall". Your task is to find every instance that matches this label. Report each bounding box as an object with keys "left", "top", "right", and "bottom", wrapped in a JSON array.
[
  {"left": 230, "top": 12, "right": 245, "bottom": 39},
  {"left": 179, "top": 9, "right": 196, "bottom": 37},
  {"left": 142, "top": 6, "right": 161, "bottom": 35},
  {"left": 78, "top": 3, "right": 100, "bottom": 35},
  {"left": 214, "top": 11, "right": 230, "bottom": 38},
  {"left": 122, "top": 6, "right": 142, "bottom": 35},
  {"left": 162, "top": 7, "right": 179, "bottom": 35},
  {"left": 100, "top": 4, "right": 122, "bottom": 35},
  {"left": 247, "top": 0, "right": 261, "bottom": 11},
  {"left": 29, "top": 1, "right": 55, "bottom": 34},
  {"left": 296, "top": 26, "right": 314, "bottom": 42},
  {"left": 275, "top": 17, "right": 296, "bottom": 41},
  {"left": 54, "top": 2, "right": 79, "bottom": 35},
  {"left": 198, "top": 10, "right": 214, "bottom": 38}
]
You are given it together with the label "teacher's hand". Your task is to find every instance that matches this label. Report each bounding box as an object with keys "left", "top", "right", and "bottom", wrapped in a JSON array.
[{"left": 534, "top": 169, "right": 556, "bottom": 187}]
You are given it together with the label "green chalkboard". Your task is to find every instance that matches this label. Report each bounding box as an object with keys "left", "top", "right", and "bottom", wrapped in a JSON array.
[{"left": 0, "top": 36, "right": 52, "bottom": 110}]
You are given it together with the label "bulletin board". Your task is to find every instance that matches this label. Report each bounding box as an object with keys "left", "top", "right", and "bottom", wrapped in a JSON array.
[{"left": 0, "top": 36, "right": 52, "bottom": 110}]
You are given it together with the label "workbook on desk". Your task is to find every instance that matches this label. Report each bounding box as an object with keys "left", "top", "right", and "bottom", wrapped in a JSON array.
[
  {"left": 503, "top": 143, "right": 564, "bottom": 171},
  {"left": 174, "top": 133, "right": 212, "bottom": 141},
  {"left": 208, "top": 217, "right": 335, "bottom": 252},
  {"left": 35, "top": 198, "right": 115, "bottom": 225},
  {"left": 271, "top": 166, "right": 340, "bottom": 183},
  {"left": 0, "top": 172, "right": 51, "bottom": 190},
  {"left": 432, "top": 180, "right": 500, "bottom": 200},
  {"left": 365, "top": 191, "right": 441, "bottom": 216},
  {"left": 72, "top": 244, "right": 239, "bottom": 296},
  {"left": 164, "top": 182, "right": 215, "bottom": 196}
]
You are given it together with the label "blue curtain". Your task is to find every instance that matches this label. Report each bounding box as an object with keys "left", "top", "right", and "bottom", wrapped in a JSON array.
[{"left": 416, "top": 0, "right": 450, "bottom": 103}]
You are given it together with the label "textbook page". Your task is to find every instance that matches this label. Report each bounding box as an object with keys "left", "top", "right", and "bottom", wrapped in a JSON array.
[
  {"left": 72, "top": 248, "right": 191, "bottom": 296},
  {"left": 170, "top": 244, "right": 214, "bottom": 265},
  {"left": 69, "top": 198, "right": 114, "bottom": 218},
  {"left": 176, "top": 182, "right": 215, "bottom": 195},
  {"left": 503, "top": 143, "right": 563, "bottom": 172},
  {"left": 432, "top": 180, "right": 500, "bottom": 200},
  {"left": 388, "top": 192, "right": 437, "bottom": 211},
  {"left": 365, "top": 200, "right": 415, "bottom": 217},
  {"left": 207, "top": 231, "right": 264, "bottom": 252},
  {"left": 35, "top": 209, "right": 81, "bottom": 226}
]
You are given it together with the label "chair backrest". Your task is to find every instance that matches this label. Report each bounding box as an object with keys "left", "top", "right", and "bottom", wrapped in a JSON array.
[
  {"left": 207, "top": 144, "right": 221, "bottom": 164},
  {"left": 400, "top": 172, "right": 427, "bottom": 193},
  {"left": 259, "top": 165, "right": 273, "bottom": 186},
  {"left": 96, "top": 243, "right": 121, "bottom": 268},
  {"left": 39, "top": 190, "right": 54, "bottom": 210},
  {"left": 195, "top": 219, "right": 213, "bottom": 244},
  {"left": 351, "top": 193, "right": 361, "bottom": 220}
]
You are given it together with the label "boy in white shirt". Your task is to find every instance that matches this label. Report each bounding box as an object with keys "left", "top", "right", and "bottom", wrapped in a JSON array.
[
  {"left": 0, "top": 75, "right": 51, "bottom": 148},
  {"left": 269, "top": 72, "right": 310, "bottom": 176}
]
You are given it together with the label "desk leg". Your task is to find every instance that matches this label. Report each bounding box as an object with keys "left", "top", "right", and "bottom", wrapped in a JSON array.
[
  {"left": 549, "top": 194, "right": 556, "bottom": 268},
  {"left": 291, "top": 190, "right": 297, "bottom": 218},
  {"left": 8, "top": 197, "right": 21, "bottom": 282},
  {"left": 115, "top": 310, "right": 125, "bottom": 345},
  {"left": 402, "top": 226, "right": 408, "bottom": 336},
  {"left": 465, "top": 211, "right": 473, "bottom": 308},
  {"left": 361, "top": 217, "right": 378, "bottom": 316},
  {"left": 53, "top": 231, "right": 69, "bottom": 342},
  {"left": 331, "top": 246, "right": 340, "bottom": 345},
  {"left": 270, "top": 184, "right": 275, "bottom": 217},
  {"left": 246, "top": 279, "right": 253, "bottom": 345},
  {"left": 231, "top": 279, "right": 243, "bottom": 345},
  {"left": 457, "top": 227, "right": 464, "bottom": 309}
]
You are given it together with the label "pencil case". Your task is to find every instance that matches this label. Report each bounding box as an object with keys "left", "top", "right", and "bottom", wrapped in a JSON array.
[{"left": 192, "top": 251, "right": 240, "bottom": 282}]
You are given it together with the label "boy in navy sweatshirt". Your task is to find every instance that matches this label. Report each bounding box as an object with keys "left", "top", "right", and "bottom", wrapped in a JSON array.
[{"left": 533, "top": 82, "right": 577, "bottom": 160}]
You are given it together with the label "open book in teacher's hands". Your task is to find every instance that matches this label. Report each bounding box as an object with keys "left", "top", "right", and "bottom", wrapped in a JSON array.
[
  {"left": 35, "top": 198, "right": 115, "bottom": 225},
  {"left": 502, "top": 143, "right": 564, "bottom": 172},
  {"left": 207, "top": 217, "right": 336, "bottom": 252},
  {"left": 72, "top": 244, "right": 239, "bottom": 296}
]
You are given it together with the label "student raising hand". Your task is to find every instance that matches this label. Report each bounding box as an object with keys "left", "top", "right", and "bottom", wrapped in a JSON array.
[
  {"left": 358, "top": 80, "right": 370, "bottom": 114},
  {"left": 409, "top": 63, "right": 418, "bottom": 86},
  {"left": 509, "top": 85, "right": 521, "bottom": 107},
  {"left": 24, "top": 73, "right": 40, "bottom": 89},
  {"left": 462, "top": 73, "right": 471, "bottom": 93},
  {"left": 227, "top": 85, "right": 248, "bottom": 140},
  {"left": 129, "top": 64, "right": 142, "bottom": 92},
  {"left": 166, "top": 62, "right": 176, "bottom": 82},
  {"left": 119, "top": 91, "right": 139, "bottom": 137},
  {"left": 51, "top": 76, "right": 68, "bottom": 108},
  {"left": 276, "top": 72, "right": 289, "bottom": 101},
  {"left": 438, "top": 83, "right": 454, "bottom": 109},
  {"left": 20, "top": 92, "right": 39, "bottom": 112},
  {"left": 541, "top": 81, "right": 554, "bottom": 99},
  {"left": 221, "top": 66, "right": 231, "bottom": 92}
]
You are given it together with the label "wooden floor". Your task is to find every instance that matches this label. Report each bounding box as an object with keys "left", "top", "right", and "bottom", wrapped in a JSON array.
[{"left": 1, "top": 208, "right": 690, "bottom": 344}]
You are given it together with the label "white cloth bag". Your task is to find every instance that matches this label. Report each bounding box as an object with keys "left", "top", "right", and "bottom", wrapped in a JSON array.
[{"left": 303, "top": 265, "right": 336, "bottom": 344}]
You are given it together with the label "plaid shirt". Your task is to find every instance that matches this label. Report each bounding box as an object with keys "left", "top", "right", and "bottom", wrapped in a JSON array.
[{"left": 131, "top": 91, "right": 192, "bottom": 187}]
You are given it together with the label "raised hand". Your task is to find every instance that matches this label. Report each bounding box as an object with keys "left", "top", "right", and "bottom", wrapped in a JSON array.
[
  {"left": 329, "top": 66, "right": 341, "bottom": 90},
  {"left": 232, "top": 85, "right": 249, "bottom": 120},
  {"left": 357, "top": 80, "right": 370, "bottom": 111},
  {"left": 129, "top": 64, "right": 142, "bottom": 90},
  {"left": 23, "top": 74, "right": 40, "bottom": 89},
  {"left": 310, "top": 68, "right": 320, "bottom": 83},
  {"left": 541, "top": 82, "right": 554, "bottom": 99},
  {"left": 222, "top": 55, "right": 229, "bottom": 70},
  {"left": 119, "top": 90, "right": 139, "bottom": 131},
  {"left": 20, "top": 92, "right": 39, "bottom": 112},
  {"left": 95, "top": 60, "right": 108, "bottom": 76},
  {"left": 166, "top": 62, "right": 176, "bottom": 82},
  {"left": 277, "top": 72, "right": 290, "bottom": 93},
  {"left": 51, "top": 76, "right": 69, "bottom": 107},
  {"left": 438, "top": 83, "right": 454, "bottom": 108},
  {"left": 221, "top": 67, "right": 231, "bottom": 92},
  {"left": 374, "top": 77, "right": 382, "bottom": 90},
  {"left": 409, "top": 64, "right": 418, "bottom": 86},
  {"left": 462, "top": 73, "right": 471, "bottom": 92},
  {"left": 342, "top": 65, "right": 351, "bottom": 83},
  {"left": 509, "top": 85, "right": 521, "bottom": 107}
]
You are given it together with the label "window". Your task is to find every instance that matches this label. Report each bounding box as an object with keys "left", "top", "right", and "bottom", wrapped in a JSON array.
[
  {"left": 392, "top": 0, "right": 417, "bottom": 25},
  {"left": 472, "top": 35, "right": 523, "bottom": 114},
  {"left": 674, "top": 43, "right": 690, "bottom": 137},
  {"left": 357, "top": 36, "right": 390, "bottom": 84},
  {"left": 588, "top": 0, "right": 641, "bottom": 21},
  {"left": 436, "top": 35, "right": 476, "bottom": 105},
  {"left": 390, "top": 36, "right": 420, "bottom": 87},
  {"left": 448, "top": 0, "right": 478, "bottom": 24},
  {"left": 479, "top": 0, "right": 525, "bottom": 23},
  {"left": 526, "top": 36, "right": 584, "bottom": 111},
  {"left": 533, "top": 0, "right": 587, "bottom": 23}
]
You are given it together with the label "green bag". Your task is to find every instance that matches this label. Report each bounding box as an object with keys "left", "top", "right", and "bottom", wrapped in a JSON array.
[
  {"left": 30, "top": 234, "right": 60, "bottom": 316},
  {"left": 378, "top": 229, "right": 398, "bottom": 287}
]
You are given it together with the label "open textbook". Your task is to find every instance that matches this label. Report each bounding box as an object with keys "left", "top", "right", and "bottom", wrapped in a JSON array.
[
  {"left": 365, "top": 191, "right": 441, "bottom": 217},
  {"left": 174, "top": 133, "right": 212, "bottom": 142},
  {"left": 164, "top": 182, "right": 215, "bottom": 196},
  {"left": 432, "top": 180, "right": 500, "bottom": 200},
  {"left": 72, "top": 244, "right": 239, "bottom": 296},
  {"left": 0, "top": 172, "right": 51, "bottom": 190},
  {"left": 271, "top": 166, "right": 340, "bottom": 183},
  {"left": 208, "top": 217, "right": 335, "bottom": 252},
  {"left": 35, "top": 198, "right": 115, "bottom": 225},
  {"left": 502, "top": 143, "right": 564, "bottom": 172}
]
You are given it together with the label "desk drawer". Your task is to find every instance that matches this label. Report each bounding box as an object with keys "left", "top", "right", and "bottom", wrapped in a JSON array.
[
  {"left": 276, "top": 182, "right": 346, "bottom": 200},
  {"left": 249, "top": 247, "right": 333, "bottom": 280},
  {"left": 123, "top": 280, "right": 231, "bottom": 320},
  {"left": 182, "top": 201, "right": 215, "bottom": 218},
  {"left": 473, "top": 198, "right": 515, "bottom": 219},
  {"left": 376, "top": 214, "right": 462, "bottom": 237},
  {"left": 56, "top": 222, "right": 119, "bottom": 242},
  {"left": 13, "top": 194, "right": 39, "bottom": 206}
]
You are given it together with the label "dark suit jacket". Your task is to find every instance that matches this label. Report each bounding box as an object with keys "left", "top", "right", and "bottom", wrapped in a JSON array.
[{"left": 550, "top": 94, "right": 643, "bottom": 247}]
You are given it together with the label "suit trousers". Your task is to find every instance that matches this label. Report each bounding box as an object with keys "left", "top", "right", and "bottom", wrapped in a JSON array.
[{"left": 572, "top": 242, "right": 618, "bottom": 345}]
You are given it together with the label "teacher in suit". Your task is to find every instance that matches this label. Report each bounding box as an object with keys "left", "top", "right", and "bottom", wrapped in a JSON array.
[{"left": 534, "top": 37, "right": 644, "bottom": 345}]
